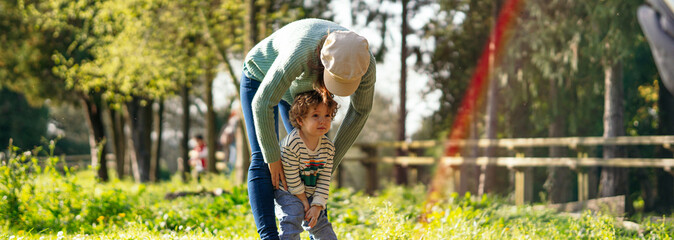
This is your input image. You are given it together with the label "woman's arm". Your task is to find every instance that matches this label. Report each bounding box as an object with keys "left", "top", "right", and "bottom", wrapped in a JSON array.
[
  {"left": 331, "top": 53, "right": 376, "bottom": 171},
  {"left": 251, "top": 63, "right": 294, "bottom": 165},
  {"left": 251, "top": 49, "right": 309, "bottom": 165}
]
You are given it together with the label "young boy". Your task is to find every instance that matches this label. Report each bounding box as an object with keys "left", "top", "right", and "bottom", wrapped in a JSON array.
[{"left": 275, "top": 90, "right": 339, "bottom": 239}]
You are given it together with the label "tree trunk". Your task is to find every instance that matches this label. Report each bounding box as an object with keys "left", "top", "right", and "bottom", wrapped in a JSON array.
[
  {"left": 205, "top": 69, "right": 218, "bottom": 173},
  {"left": 655, "top": 78, "right": 674, "bottom": 213},
  {"left": 124, "top": 96, "right": 154, "bottom": 183},
  {"left": 599, "top": 61, "right": 628, "bottom": 198},
  {"left": 259, "top": 0, "right": 268, "bottom": 39},
  {"left": 109, "top": 107, "right": 127, "bottom": 179},
  {"left": 181, "top": 83, "right": 192, "bottom": 182},
  {"left": 460, "top": 111, "right": 481, "bottom": 196},
  {"left": 244, "top": 0, "right": 258, "bottom": 53},
  {"left": 150, "top": 99, "right": 164, "bottom": 182},
  {"left": 545, "top": 76, "right": 573, "bottom": 203},
  {"left": 235, "top": 122, "right": 250, "bottom": 185},
  {"left": 395, "top": 0, "right": 409, "bottom": 185},
  {"left": 482, "top": 74, "right": 508, "bottom": 196},
  {"left": 546, "top": 117, "right": 572, "bottom": 203},
  {"left": 480, "top": 0, "right": 502, "bottom": 195},
  {"left": 235, "top": 0, "right": 257, "bottom": 185},
  {"left": 81, "top": 93, "right": 109, "bottom": 182}
]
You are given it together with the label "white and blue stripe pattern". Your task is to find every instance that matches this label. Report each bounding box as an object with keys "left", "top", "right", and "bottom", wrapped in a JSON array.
[{"left": 280, "top": 129, "right": 334, "bottom": 209}]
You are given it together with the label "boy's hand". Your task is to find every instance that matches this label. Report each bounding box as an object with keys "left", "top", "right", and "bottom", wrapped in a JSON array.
[
  {"left": 305, "top": 205, "right": 323, "bottom": 228},
  {"left": 295, "top": 194, "right": 310, "bottom": 212},
  {"left": 301, "top": 200, "right": 310, "bottom": 213}
]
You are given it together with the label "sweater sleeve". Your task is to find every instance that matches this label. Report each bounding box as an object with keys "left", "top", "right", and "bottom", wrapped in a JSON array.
[
  {"left": 331, "top": 53, "right": 376, "bottom": 171},
  {"left": 252, "top": 51, "right": 306, "bottom": 164},
  {"left": 311, "top": 141, "right": 334, "bottom": 209},
  {"left": 281, "top": 137, "right": 305, "bottom": 195}
]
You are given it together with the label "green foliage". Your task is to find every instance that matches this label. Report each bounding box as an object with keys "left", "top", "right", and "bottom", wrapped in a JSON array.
[
  {"left": 420, "top": 0, "right": 497, "bottom": 136},
  {"left": 1, "top": 157, "right": 673, "bottom": 239},
  {"left": 0, "top": 0, "right": 75, "bottom": 106},
  {"left": 0, "top": 141, "right": 255, "bottom": 235},
  {"left": 0, "top": 88, "right": 49, "bottom": 151},
  {"left": 420, "top": 0, "right": 660, "bottom": 140}
]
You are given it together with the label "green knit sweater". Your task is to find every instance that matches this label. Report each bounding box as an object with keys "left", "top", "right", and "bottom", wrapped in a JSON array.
[{"left": 243, "top": 18, "right": 376, "bottom": 169}]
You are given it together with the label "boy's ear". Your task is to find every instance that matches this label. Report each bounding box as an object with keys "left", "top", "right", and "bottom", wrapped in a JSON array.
[{"left": 296, "top": 118, "right": 304, "bottom": 127}]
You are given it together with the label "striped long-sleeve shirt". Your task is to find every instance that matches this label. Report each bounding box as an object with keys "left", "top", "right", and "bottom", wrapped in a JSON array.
[
  {"left": 244, "top": 18, "right": 376, "bottom": 170},
  {"left": 280, "top": 129, "right": 334, "bottom": 208}
]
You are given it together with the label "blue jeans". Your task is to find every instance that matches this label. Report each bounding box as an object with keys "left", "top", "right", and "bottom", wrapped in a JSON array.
[
  {"left": 240, "top": 72, "right": 294, "bottom": 240},
  {"left": 274, "top": 190, "right": 337, "bottom": 240}
]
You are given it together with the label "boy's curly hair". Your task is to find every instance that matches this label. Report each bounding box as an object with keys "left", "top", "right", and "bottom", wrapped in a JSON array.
[{"left": 289, "top": 90, "right": 339, "bottom": 129}]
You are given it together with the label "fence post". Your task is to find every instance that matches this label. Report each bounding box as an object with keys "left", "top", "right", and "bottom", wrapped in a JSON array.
[
  {"left": 574, "top": 151, "right": 589, "bottom": 202},
  {"left": 665, "top": 143, "right": 674, "bottom": 176},
  {"left": 577, "top": 168, "right": 589, "bottom": 202},
  {"left": 410, "top": 147, "right": 430, "bottom": 185},
  {"left": 448, "top": 165, "right": 460, "bottom": 193},
  {"left": 513, "top": 152, "right": 532, "bottom": 205},
  {"left": 514, "top": 167, "right": 533, "bottom": 205},
  {"left": 361, "top": 145, "right": 378, "bottom": 195}
]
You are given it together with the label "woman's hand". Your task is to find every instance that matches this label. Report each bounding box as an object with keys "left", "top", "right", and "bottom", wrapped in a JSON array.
[
  {"left": 268, "top": 160, "right": 287, "bottom": 190},
  {"left": 305, "top": 205, "right": 323, "bottom": 228}
]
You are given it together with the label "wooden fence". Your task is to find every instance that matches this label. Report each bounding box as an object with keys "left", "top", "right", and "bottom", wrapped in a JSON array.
[
  {"left": 36, "top": 135, "right": 674, "bottom": 205},
  {"left": 342, "top": 136, "right": 674, "bottom": 205},
  {"left": 58, "top": 151, "right": 231, "bottom": 172}
]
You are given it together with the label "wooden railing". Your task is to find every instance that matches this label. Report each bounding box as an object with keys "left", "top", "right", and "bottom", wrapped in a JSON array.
[
  {"left": 58, "top": 151, "right": 232, "bottom": 171},
  {"left": 28, "top": 135, "right": 674, "bottom": 205},
  {"left": 343, "top": 136, "right": 674, "bottom": 205}
]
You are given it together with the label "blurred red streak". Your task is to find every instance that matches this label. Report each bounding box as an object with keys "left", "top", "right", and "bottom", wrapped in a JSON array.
[{"left": 422, "top": 0, "right": 524, "bottom": 221}]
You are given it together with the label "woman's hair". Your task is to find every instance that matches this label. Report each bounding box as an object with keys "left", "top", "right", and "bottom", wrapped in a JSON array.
[
  {"left": 289, "top": 90, "right": 339, "bottom": 129},
  {"left": 309, "top": 34, "right": 329, "bottom": 96}
]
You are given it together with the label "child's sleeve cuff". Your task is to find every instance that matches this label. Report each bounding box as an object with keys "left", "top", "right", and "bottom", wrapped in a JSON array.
[
  {"left": 288, "top": 186, "right": 305, "bottom": 195},
  {"left": 311, "top": 196, "right": 327, "bottom": 209}
]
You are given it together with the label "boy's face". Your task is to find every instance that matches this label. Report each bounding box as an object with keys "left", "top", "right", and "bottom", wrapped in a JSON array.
[{"left": 297, "top": 103, "right": 332, "bottom": 138}]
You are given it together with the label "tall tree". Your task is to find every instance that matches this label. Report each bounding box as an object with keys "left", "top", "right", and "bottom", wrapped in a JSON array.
[
  {"left": 34, "top": 0, "right": 187, "bottom": 182},
  {"left": 18, "top": 0, "right": 122, "bottom": 181},
  {"left": 420, "top": 0, "right": 495, "bottom": 196},
  {"left": 396, "top": 0, "right": 410, "bottom": 185},
  {"left": 180, "top": 83, "right": 192, "bottom": 181},
  {"left": 656, "top": 79, "right": 674, "bottom": 213},
  {"left": 522, "top": 0, "right": 584, "bottom": 203},
  {"left": 582, "top": 0, "right": 641, "bottom": 199},
  {"left": 150, "top": 99, "right": 164, "bottom": 182},
  {"left": 480, "top": 0, "right": 505, "bottom": 196}
]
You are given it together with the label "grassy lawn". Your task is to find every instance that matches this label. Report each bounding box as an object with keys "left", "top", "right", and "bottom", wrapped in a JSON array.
[{"left": 1, "top": 153, "right": 672, "bottom": 239}]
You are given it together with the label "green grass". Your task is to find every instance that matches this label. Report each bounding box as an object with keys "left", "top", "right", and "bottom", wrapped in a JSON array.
[{"left": 1, "top": 150, "right": 673, "bottom": 239}]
